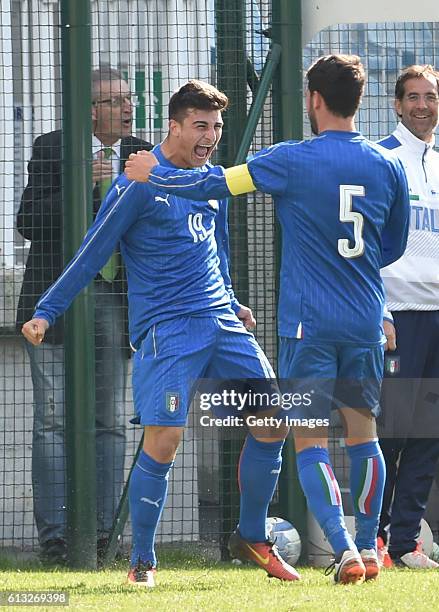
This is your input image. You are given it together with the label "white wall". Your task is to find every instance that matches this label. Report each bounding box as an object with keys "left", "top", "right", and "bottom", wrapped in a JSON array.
[
  {"left": 0, "top": 0, "right": 15, "bottom": 268},
  {"left": 302, "top": 0, "right": 439, "bottom": 45}
]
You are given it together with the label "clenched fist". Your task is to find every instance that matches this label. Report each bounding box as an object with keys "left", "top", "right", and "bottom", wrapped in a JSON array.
[
  {"left": 125, "top": 150, "right": 159, "bottom": 182},
  {"left": 22, "top": 318, "right": 49, "bottom": 346}
]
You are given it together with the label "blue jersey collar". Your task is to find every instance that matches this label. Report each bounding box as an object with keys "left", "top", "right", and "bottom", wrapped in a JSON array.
[
  {"left": 318, "top": 130, "right": 362, "bottom": 139},
  {"left": 153, "top": 143, "right": 176, "bottom": 168}
]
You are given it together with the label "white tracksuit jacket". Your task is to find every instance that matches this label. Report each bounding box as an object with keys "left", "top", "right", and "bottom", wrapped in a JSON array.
[{"left": 380, "top": 122, "right": 439, "bottom": 310}]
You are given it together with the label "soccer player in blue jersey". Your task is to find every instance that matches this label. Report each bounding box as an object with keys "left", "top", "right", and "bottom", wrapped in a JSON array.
[
  {"left": 22, "top": 80, "right": 300, "bottom": 586},
  {"left": 125, "top": 55, "right": 411, "bottom": 584}
]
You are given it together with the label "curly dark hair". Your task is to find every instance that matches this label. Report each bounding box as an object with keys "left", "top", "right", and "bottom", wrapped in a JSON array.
[{"left": 168, "top": 80, "right": 228, "bottom": 122}]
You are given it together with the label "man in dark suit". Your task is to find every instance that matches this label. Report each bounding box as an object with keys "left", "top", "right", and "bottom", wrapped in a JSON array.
[{"left": 16, "top": 66, "right": 152, "bottom": 563}]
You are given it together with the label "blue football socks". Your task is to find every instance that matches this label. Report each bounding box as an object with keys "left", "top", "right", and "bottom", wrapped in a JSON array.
[
  {"left": 129, "top": 450, "right": 173, "bottom": 566},
  {"left": 347, "top": 440, "right": 385, "bottom": 551},
  {"left": 238, "top": 435, "right": 284, "bottom": 542},
  {"left": 297, "top": 446, "right": 355, "bottom": 557}
]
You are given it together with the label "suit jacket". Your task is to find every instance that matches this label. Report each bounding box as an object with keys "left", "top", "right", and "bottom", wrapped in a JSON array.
[{"left": 16, "top": 129, "right": 152, "bottom": 344}]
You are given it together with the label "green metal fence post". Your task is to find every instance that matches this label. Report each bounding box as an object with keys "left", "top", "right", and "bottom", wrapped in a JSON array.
[
  {"left": 235, "top": 43, "right": 281, "bottom": 164},
  {"left": 216, "top": 0, "right": 249, "bottom": 297},
  {"left": 61, "top": 0, "right": 97, "bottom": 569},
  {"left": 272, "top": 0, "right": 308, "bottom": 563},
  {"left": 272, "top": 0, "right": 303, "bottom": 140},
  {"left": 215, "top": 0, "right": 248, "bottom": 560},
  {"left": 101, "top": 434, "right": 144, "bottom": 566}
]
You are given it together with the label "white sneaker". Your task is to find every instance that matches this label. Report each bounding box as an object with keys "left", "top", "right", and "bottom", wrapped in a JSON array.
[
  {"left": 400, "top": 545, "right": 439, "bottom": 569},
  {"left": 331, "top": 549, "right": 366, "bottom": 584},
  {"left": 360, "top": 548, "right": 380, "bottom": 580}
]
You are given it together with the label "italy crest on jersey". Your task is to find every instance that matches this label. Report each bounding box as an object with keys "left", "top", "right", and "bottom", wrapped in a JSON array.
[
  {"left": 385, "top": 356, "right": 400, "bottom": 375},
  {"left": 166, "top": 392, "right": 180, "bottom": 414}
]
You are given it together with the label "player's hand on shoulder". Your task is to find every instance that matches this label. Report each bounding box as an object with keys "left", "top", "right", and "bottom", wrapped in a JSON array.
[
  {"left": 125, "top": 150, "right": 159, "bottom": 182},
  {"left": 237, "top": 305, "right": 256, "bottom": 331},
  {"left": 22, "top": 318, "right": 49, "bottom": 346},
  {"left": 383, "top": 319, "right": 396, "bottom": 351}
]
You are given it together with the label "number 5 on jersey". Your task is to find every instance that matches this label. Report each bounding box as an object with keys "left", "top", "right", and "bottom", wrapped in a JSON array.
[{"left": 338, "top": 184, "right": 365, "bottom": 259}]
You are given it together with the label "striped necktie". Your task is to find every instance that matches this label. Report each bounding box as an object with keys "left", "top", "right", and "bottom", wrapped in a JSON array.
[{"left": 99, "top": 147, "right": 120, "bottom": 282}]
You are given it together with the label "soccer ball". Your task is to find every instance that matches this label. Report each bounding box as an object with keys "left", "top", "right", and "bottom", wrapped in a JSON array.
[{"left": 266, "top": 516, "right": 301, "bottom": 566}]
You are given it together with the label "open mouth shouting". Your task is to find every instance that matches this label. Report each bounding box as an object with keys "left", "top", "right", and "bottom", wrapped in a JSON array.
[{"left": 194, "top": 143, "right": 215, "bottom": 163}]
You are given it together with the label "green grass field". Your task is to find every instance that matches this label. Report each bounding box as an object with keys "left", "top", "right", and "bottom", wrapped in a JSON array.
[{"left": 1, "top": 550, "right": 437, "bottom": 611}]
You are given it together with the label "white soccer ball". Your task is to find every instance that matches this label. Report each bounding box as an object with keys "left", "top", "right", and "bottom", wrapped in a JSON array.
[{"left": 266, "top": 516, "right": 301, "bottom": 566}]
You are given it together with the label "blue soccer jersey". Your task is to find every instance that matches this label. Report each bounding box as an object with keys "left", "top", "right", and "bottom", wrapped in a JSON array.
[
  {"left": 33, "top": 145, "right": 241, "bottom": 349},
  {"left": 146, "top": 131, "right": 410, "bottom": 345}
]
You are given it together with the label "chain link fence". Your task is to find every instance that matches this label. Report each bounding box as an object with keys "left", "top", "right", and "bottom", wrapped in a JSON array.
[
  {"left": 1, "top": 2, "right": 439, "bottom": 561},
  {"left": 0, "top": 0, "right": 276, "bottom": 559}
]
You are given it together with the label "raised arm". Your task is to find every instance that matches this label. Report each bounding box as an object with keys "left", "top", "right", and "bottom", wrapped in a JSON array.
[
  {"left": 124, "top": 143, "right": 290, "bottom": 201},
  {"left": 125, "top": 150, "right": 236, "bottom": 199}
]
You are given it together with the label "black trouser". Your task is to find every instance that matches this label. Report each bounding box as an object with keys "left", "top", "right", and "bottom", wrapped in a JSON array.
[{"left": 378, "top": 310, "right": 439, "bottom": 556}]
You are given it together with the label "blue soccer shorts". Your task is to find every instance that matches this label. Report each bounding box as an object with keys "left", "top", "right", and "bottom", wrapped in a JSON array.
[
  {"left": 132, "top": 314, "right": 276, "bottom": 426},
  {"left": 278, "top": 337, "right": 384, "bottom": 420}
]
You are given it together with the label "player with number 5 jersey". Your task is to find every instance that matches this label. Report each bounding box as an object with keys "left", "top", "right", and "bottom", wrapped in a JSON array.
[{"left": 125, "top": 56, "right": 410, "bottom": 585}]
